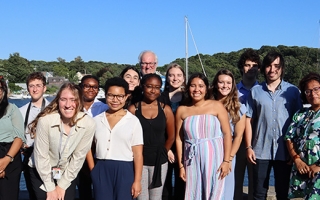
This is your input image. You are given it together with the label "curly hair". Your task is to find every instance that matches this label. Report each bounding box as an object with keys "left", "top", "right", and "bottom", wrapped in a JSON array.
[
  {"left": 237, "top": 48, "right": 261, "bottom": 76},
  {"left": 298, "top": 72, "right": 320, "bottom": 104},
  {"left": 26, "top": 72, "right": 47, "bottom": 87},
  {"left": 212, "top": 69, "right": 241, "bottom": 124},
  {"left": 28, "top": 82, "right": 84, "bottom": 138}
]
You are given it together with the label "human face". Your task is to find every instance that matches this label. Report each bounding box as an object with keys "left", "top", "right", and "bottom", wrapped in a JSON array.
[
  {"left": 105, "top": 86, "right": 128, "bottom": 112},
  {"left": 189, "top": 77, "right": 207, "bottom": 102},
  {"left": 82, "top": 78, "right": 99, "bottom": 102},
  {"left": 140, "top": 52, "right": 157, "bottom": 75},
  {"left": 167, "top": 68, "right": 185, "bottom": 89},
  {"left": 265, "top": 57, "right": 282, "bottom": 83},
  {"left": 143, "top": 77, "right": 161, "bottom": 102},
  {"left": 305, "top": 80, "right": 320, "bottom": 111},
  {"left": 27, "top": 79, "right": 46, "bottom": 102},
  {"left": 243, "top": 60, "right": 259, "bottom": 79},
  {"left": 59, "top": 89, "right": 77, "bottom": 123},
  {"left": 216, "top": 74, "right": 232, "bottom": 98},
  {"left": 123, "top": 69, "right": 140, "bottom": 91}
]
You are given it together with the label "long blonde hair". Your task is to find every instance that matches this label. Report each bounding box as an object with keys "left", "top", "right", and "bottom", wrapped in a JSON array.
[
  {"left": 212, "top": 69, "right": 241, "bottom": 124},
  {"left": 28, "top": 83, "right": 84, "bottom": 138}
]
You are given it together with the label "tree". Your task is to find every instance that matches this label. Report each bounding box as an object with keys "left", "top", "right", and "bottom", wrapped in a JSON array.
[{"left": 4, "top": 53, "right": 33, "bottom": 83}]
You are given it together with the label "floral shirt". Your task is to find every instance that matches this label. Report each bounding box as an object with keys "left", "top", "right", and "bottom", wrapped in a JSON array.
[{"left": 285, "top": 108, "right": 320, "bottom": 165}]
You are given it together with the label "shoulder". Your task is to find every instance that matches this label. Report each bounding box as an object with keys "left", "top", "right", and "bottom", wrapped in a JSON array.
[
  {"left": 125, "top": 111, "right": 141, "bottom": 123},
  {"left": 19, "top": 102, "right": 30, "bottom": 112},
  {"left": 38, "top": 112, "right": 60, "bottom": 125}
]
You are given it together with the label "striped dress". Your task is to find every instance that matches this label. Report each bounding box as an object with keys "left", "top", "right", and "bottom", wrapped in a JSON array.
[{"left": 183, "top": 114, "right": 225, "bottom": 200}]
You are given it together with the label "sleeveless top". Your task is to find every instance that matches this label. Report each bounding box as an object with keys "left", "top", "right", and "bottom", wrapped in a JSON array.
[{"left": 135, "top": 100, "right": 167, "bottom": 188}]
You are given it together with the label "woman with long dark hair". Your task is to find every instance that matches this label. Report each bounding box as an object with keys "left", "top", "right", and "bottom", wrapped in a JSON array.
[{"left": 0, "top": 75, "right": 25, "bottom": 200}]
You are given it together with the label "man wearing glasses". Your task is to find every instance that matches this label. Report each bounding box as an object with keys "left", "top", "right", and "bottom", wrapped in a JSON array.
[
  {"left": 139, "top": 50, "right": 166, "bottom": 91},
  {"left": 20, "top": 72, "right": 51, "bottom": 200}
]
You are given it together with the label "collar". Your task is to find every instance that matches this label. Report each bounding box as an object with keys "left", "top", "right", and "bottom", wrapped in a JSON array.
[{"left": 50, "top": 112, "right": 87, "bottom": 131}]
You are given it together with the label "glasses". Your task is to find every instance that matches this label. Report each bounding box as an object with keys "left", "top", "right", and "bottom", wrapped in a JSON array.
[
  {"left": 83, "top": 84, "right": 99, "bottom": 91},
  {"left": 144, "top": 84, "right": 161, "bottom": 90},
  {"left": 305, "top": 86, "right": 320, "bottom": 96},
  {"left": 140, "top": 62, "right": 156, "bottom": 67},
  {"left": 106, "top": 93, "right": 126, "bottom": 101},
  {"left": 28, "top": 84, "right": 44, "bottom": 89}
]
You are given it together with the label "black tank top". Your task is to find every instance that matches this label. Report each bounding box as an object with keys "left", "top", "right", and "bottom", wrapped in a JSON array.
[{"left": 135, "top": 100, "right": 167, "bottom": 166}]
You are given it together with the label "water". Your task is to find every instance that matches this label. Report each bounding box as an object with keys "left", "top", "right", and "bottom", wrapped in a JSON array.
[{"left": 9, "top": 97, "right": 55, "bottom": 191}]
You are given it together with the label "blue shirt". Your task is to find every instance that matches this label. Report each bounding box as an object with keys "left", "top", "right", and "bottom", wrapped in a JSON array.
[
  {"left": 246, "top": 80, "right": 302, "bottom": 160},
  {"left": 83, "top": 99, "right": 109, "bottom": 117},
  {"left": 237, "top": 81, "right": 259, "bottom": 104}
]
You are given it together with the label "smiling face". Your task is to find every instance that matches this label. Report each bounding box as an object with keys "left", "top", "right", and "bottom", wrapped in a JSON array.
[
  {"left": 59, "top": 89, "right": 77, "bottom": 124},
  {"left": 265, "top": 57, "right": 282, "bottom": 83},
  {"left": 167, "top": 67, "right": 185, "bottom": 89},
  {"left": 27, "top": 79, "right": 47, "bottom": 102},
  {"left": 216, "top": 74, "right": 232, "bottom": 98},
  {"left": 189, "top": 77, "right": 207, "bottom": 103},
  {"left": 140, "top": 52, "right": 157, "bottom": 75},
  {"left": 123, "top": 69, "right": 140, "bottom": 91},
  {"left": 82, "top": 78, "right": 99, "bottom": 102},
  {"left": 305, "top": 80, "right": 320, "bottom": 111},
  {"left": 105, "top": 86, "right": 128, "bottom": 112},
  {"left": 143, "top": 77, "right": 162, "bottom": 102}
]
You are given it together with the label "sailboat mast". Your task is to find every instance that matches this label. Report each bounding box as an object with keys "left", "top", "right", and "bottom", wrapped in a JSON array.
[{"left": 185, "top": 16, "right": 188, "bottom": 80}]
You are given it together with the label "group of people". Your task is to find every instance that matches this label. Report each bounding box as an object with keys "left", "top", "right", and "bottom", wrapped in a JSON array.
[{"left": 0, "top": 49, "right": 319, "bottom": 200}]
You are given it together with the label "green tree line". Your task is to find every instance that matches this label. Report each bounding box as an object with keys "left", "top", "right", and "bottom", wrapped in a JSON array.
[{"left": 0, "top": 45, "right": 319, "bottom": 88}]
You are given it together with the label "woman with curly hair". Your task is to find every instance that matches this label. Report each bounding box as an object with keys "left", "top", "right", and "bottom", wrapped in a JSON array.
[
  {"left": 211, "top": 69, "right": 246, "bottom": 200},
  {"left": 28, "top": 82, "right": 96, "bottom": 200}
]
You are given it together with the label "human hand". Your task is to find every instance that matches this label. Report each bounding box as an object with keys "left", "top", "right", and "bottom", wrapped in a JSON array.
[
  {"left": 246, "top": 148, "right": 256, "bottom": 164},
  {"left": 168, "top": 150, "right": 175, "bottom": 163},
  {"left": 55, "top": 185, "right": 66, "bottom": 200},
  {"left": 179, "top": 167, "right": 186, "bottom": 182},
  {"left": 217, "top": 161, "right": 229, "bottom": 180},
  {"left": 46, "top": 189, "right": 58, "bottom": 200},
  {"left": 295, "top": 158, "right": 310, "bottom": 175},
  {"left": 0, "top": 170, "right": 5, "bottom": 178},
  {"left": 0, "top": 157, "right": 10, "bottom": 173},
  {"left": 308, "top": 164, "right": 320, "bottom": 178},
  {"left": 131, "top": 180, "right": 142, "bottom": 198}
]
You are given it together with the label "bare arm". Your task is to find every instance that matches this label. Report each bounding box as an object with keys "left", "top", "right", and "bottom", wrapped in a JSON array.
[
  {"left": 175, "top": 107, "right": 186, "bottom": 181},
  {"left": 131, "top": 145, "right": 143, "bottom": 198},
  {"left": 164, "top": 105, "right": 175, "bottom": 152},
  {"left": 128, "top": 104, "right": 136, "bottom": 115},
  {"left": 245, "top": 117, "right": 256, "bottom": 164},
  {"left": 230, "top": 114, "right": 246, "bottom": 161}
]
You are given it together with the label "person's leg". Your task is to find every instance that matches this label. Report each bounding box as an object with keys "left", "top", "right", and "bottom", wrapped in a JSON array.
[
  {"left": 137, "top": 165, "right": 150, "bottom": 200},
  {"left": 114, "top": 161, "right": 134, "bottom": 200},
  {"left": 247, "top": 161, "right": 254, "bottom": 200},
  {"left": 91, "top": 160, "right": 114, "bottom": 200},
  {"left": 29, "top": 167, "right": 47, "bottom": 200},
  {"left": 162, "top": 162, "right": 173, "bottom": 200},
  {"left": 273, "top": 160, "right": 291, "bottom": 200},
  {"left": 0, "top": 153, "right": 22, "bottom": 200},
  {"left": 225, "top": 156, "right": 236, "bottom": 200},
  {"left": 234, "top": 141, "right": 247, "bottom": 200},
  {"left": 23, "top": 147, "right": 37, "bottom": 200},
  {"left": 252, "top": 159, "right": 272, "bottom": 200},
  {"left": 77, "top": 161, "right": 93, "bottom": 200},
  {"left": 64, "top": 179, "right": 77, "bottom": 200},
  {"left": 149, "top": 162, "right": 168, "bottom": 200}
]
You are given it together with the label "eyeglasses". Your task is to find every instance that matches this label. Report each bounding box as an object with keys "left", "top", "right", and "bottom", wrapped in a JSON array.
[
  {"left": 83, "top": 84, "right": 99, "bottom": 91},
  {"left": 144, "top": 84, "right": 161, "bottom": 90},
  {"left": 28, "top": 84, "right": 44, "bottom": 89},
  {"left": 140, "top": 62, "right": 156, "bottom": 67},
  {"left": 106, "top": 93, "right": 126, "bottom": 101},
  {"left": 305, "top": 86, "right": 320, "bottom": 96}
]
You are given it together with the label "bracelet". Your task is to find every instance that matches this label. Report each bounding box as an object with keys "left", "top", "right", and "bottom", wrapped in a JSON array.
[
  {"left": 223, "top": 160, "right": 230, "bottom": 163},
  {"left": 246, "top": 146, "right": 253, "bottom": 150},
  {"left": 293, "top": 154, "right": 300, "bottom": 161},
  {"left": 179, "top": 166, "right": 184, "bottom": 169}
]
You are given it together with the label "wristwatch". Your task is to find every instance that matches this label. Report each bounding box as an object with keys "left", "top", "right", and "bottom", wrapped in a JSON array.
[{"left": 6, "top": 154, "right": 14, "bottom": 162}]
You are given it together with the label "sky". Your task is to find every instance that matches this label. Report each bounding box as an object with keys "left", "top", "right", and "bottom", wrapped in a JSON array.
[{"left": 1, "top": 1, "right": 319, "bottom": 66}]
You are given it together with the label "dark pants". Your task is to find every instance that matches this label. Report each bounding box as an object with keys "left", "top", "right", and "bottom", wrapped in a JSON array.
[
  {"left": 162, "top": 162, "right": 185, "bottom": 200},
  {"left": 76, "top": 160, "right": 93, "bottom": 200},
  {"left": 91, "top": 159, "right": 134, "bottom": 200},
  {"left": 0, "top": 143, "right": 22, "bottom": 200},
  {"left": 22, "top": 147, "right": 37, "bottom": 200},
  {"left": 252, "top": 159, "right": 291, "bottom": 200},
  {"left": 29, "top": 167, "right": 77, "bottom": 200}
]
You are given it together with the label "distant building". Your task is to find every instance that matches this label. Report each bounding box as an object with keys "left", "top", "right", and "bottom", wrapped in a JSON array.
[{"left": 47, "top": 76, "right": 68, "bottom": 87}]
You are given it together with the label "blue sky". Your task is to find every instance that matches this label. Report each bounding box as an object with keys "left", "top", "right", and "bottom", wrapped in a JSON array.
[{"left": 1, "top": 1, "right": 319, "bottom": 66}]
